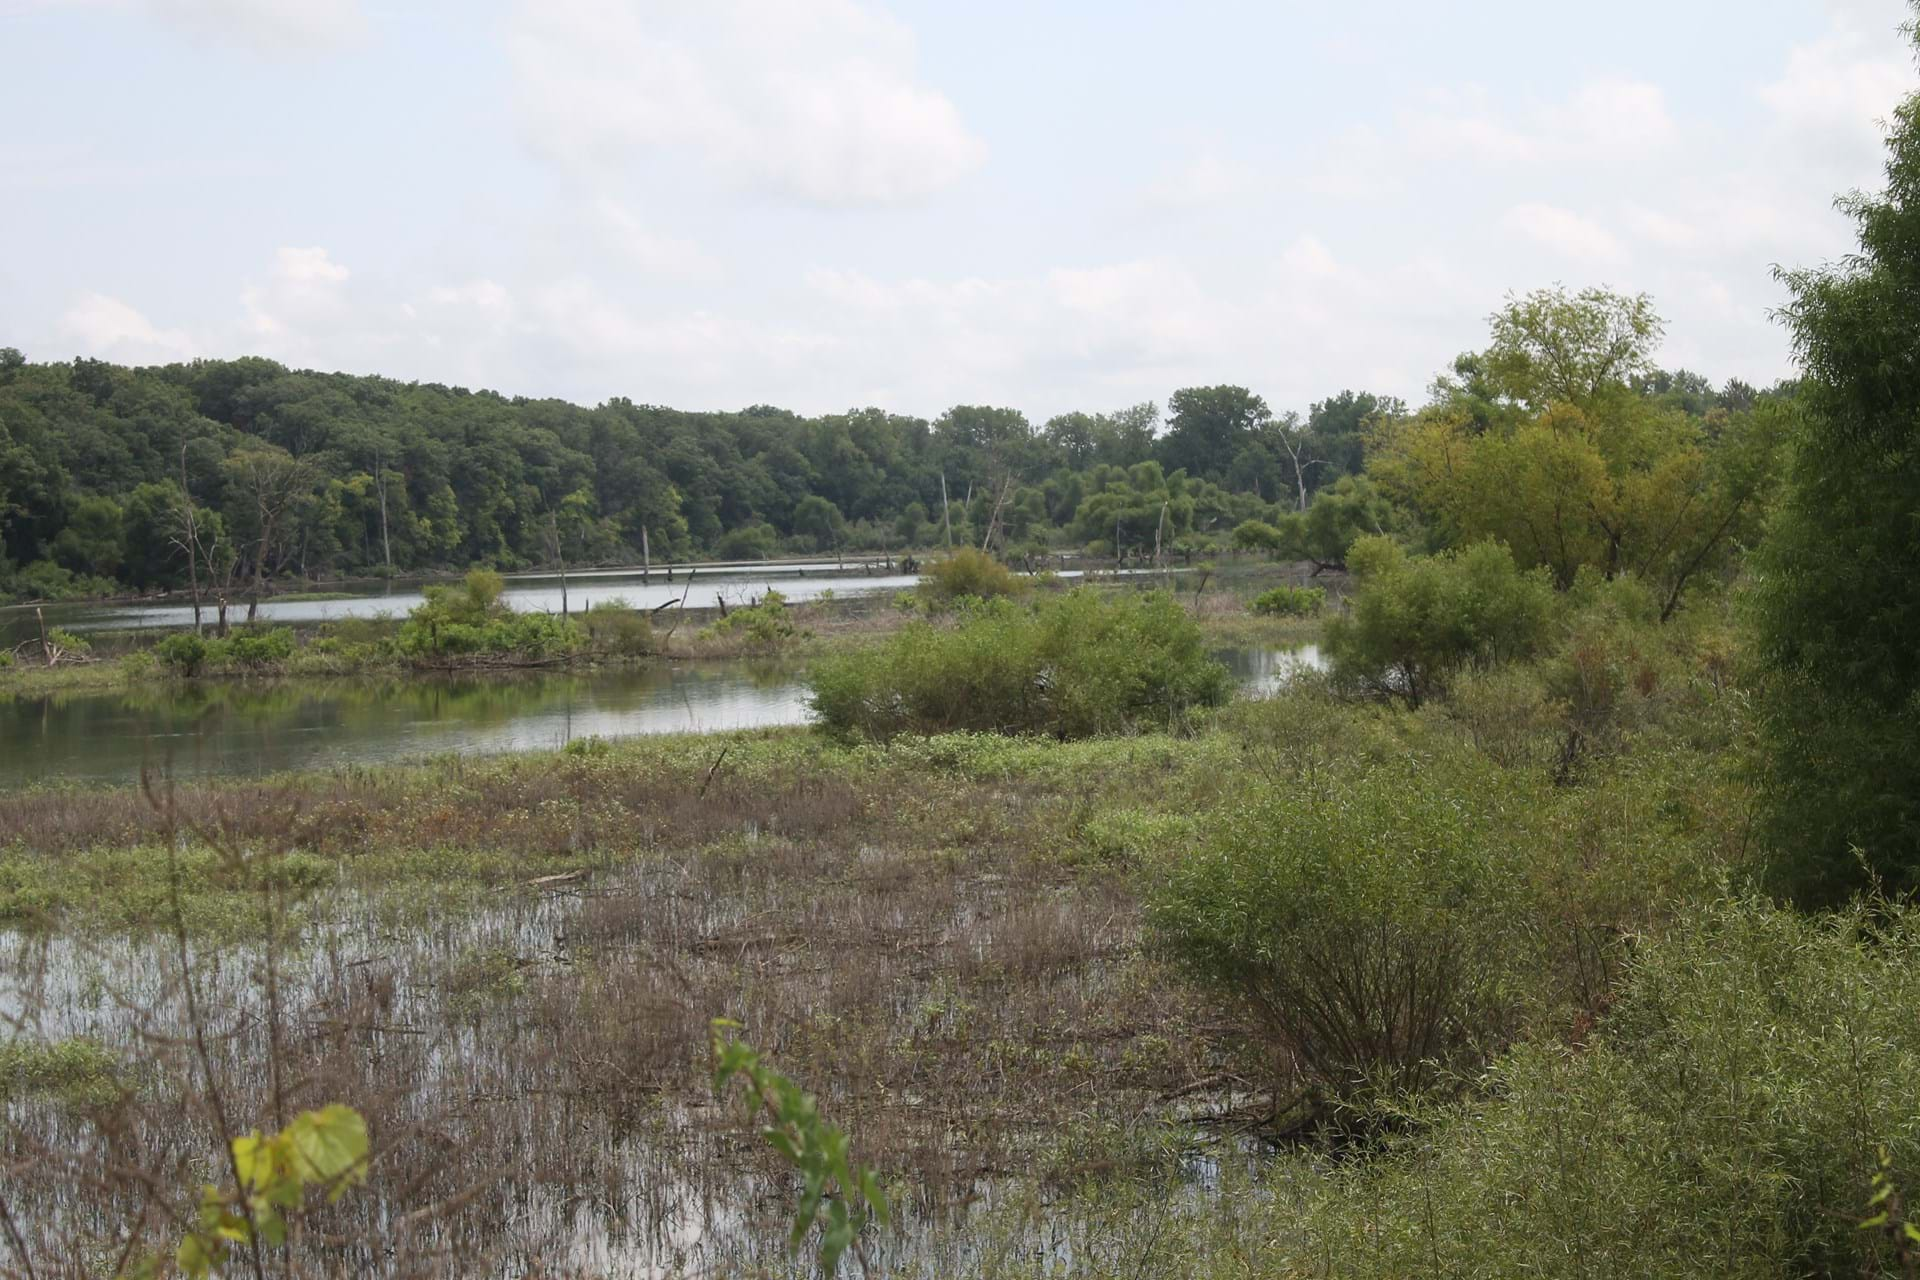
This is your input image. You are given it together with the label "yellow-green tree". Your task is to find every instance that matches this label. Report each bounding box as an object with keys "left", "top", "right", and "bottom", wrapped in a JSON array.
[{"left": 1372, "top": 290, "right": 1783, "bottom": 615}]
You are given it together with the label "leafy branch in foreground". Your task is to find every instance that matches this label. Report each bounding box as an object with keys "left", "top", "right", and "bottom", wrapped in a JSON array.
[
  {"left": 123, "top": 1104, "right": 370, "bottom": 1279},
  {"left": 1860, "top": 1146, "right": 1920, "bottom": 1280},
  {"left": 711, "top": 1020, "right": 889, "bottom": 1277}
]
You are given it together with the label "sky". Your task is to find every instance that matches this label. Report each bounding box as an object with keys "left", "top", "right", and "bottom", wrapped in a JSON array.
[{"left": 1, "top": 0, "right": 1914, "bottom": 421}]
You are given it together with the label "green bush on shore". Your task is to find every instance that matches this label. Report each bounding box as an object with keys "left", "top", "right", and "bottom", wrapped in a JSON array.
[
  {"left": 917, "top": 547, "right": 1028, "bottom": 607},
  {"left": 1249, "top": 584, "right": 1325, "bottom": 617},
  {"left": 807, "top": 589, "right": 1229, "bottom": 741}
]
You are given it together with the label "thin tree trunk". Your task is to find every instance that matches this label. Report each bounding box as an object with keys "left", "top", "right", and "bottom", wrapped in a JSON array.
[
  {"left": 940, "top": 473, "right": 954, "bottom": 550},
  {"left": 178, "top": 443, "right": 203, "bottom": 633},
  {"left": 549, "top": 511, "right": 569, "bottom": 619},
  {"left": 641, "top": 524, "right": 650, "bottom": 585},
  {"left": 376, "top": 447, "right": 392, "bottom": 576}
]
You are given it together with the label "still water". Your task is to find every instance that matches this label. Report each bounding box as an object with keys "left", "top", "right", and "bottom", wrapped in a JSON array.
[
  {"left": 0, "top": 647, "right": 1322, "bottom": 788},
  {"left": 5, "top": 562, "right": 948, "bottom": 641}
]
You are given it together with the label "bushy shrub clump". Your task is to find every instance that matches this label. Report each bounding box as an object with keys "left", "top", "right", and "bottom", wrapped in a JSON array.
[
  {"left": 396, "top": 570, "right": 584, "bottom": 662},
  {"left": 153, "top": 627, "right": 297, "bottom": 675},
  {"left": 1326, "top": 536, "right": 1555, "bottom": 705},
  {"left": 702, "top": 590, "right": 803, "bottom": 650},
  {"left": 4, "top": 560, "right": 118, "bottom": 603},
  {"left": 808, "top": 589, "right": 1229, "bottom": 740},
  {"left": 1257, "top": 900, "right": 1920, "bottom": 1278},
  {"left": 1148, "top": 754, "right": 1534, "bottom": 1108},
  {"left": 1250, "top": 585, "right": 1325, "bottom": 617},
  {"left": 580, "top": 598, "right": 653, "bottom": 656},
  {"left": 917, "top": 548, "right": 1028, "bottom": 607}
]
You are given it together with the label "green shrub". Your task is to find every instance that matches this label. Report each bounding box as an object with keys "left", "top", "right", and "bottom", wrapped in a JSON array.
[
  {"left": 8, "top": 559, "right": 118, "bottom": 602},
  {"left": 714, "top": 522, "right": 780, "bottom": 561},
  {"left": 1250, "top": 585, "right": 1326, "bottom": 617},
  {"left": 1256, "top": 899, "right": 1920, "bottom": 1278},
  {"left": 702, "top": 589, "right": 803, "bottom": 650},
  {"left": 46, "top": 627, "right": 92, "bottom": 655},
  {"left": 917, "top": 548, "right": 1027, "bottom": 606},
  {"left": 213, "top": 626, "right": 295, "bottom": 667},
  {"left": 154, "top": 632, "right": 210, "bottom": 676},
  {"left": 581, "top": 598, "right": 653, "bottom": 656},
  {"left": 1326, "top": 536, "right": 1556, "bottom": 706},
  {"left": 1147, "top": 756, "right": 1531, "bottom": 1109},
  {"left": 396, "top": 570, "right": 583, "bottom": 661},
  {"left": 0, "top": 1037, "right": 129, "bottom": 1108},
  {"left": 1231, "top": 519, "right": 1287, "bottom": 555},
  {"left": 808, "top": 589, "right": 1229, "bottom": 741}
]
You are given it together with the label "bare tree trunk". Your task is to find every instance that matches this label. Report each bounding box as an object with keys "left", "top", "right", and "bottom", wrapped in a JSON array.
[
  {"left": 1155, "top": 500, "right": 1170, "bottom": 587},
  {"left": 980, "top": 476, "right": 1013, "bottom": 553},
  {"left": 177, "top": 443, "right": 204, "bottom": 633},
  {"left": 641, "top": 524, "right": 651, "bottom": 585},
  {"left": 940, "top": 472, "right": 954, "bottom": 550},
  {"left": 35, "top": 608, "right": 51, "bottom": 666},
  {"left": 548, "top": 511, "right": 570, "bottom": 619},
  {"left": 376, "top": 446, "right": 392, "bottom": 576}
]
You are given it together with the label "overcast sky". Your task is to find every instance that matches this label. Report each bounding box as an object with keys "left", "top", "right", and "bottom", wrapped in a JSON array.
[{"left": 2, "top": 0, "right": 1914, "bottom": 419}]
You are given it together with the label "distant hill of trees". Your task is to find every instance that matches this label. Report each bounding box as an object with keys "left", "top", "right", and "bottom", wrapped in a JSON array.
[{"left": 0, "top": 304, "right": 1778, "bottom": 607}]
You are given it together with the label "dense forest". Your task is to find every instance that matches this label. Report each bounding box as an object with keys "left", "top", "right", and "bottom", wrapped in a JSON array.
[{"left": 0, "top": 294, "right": 1781, "bottom": 610}]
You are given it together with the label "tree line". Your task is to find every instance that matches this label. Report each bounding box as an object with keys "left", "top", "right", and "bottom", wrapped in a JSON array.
[{"left": 0, "top": 290, "right": 1779, "bottom": 612}]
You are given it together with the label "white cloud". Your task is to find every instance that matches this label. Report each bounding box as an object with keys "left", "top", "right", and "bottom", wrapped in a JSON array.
[
  {"left": 1280, "top": 236, "right": 1339, "bottom": 279},
  {"left": 1621, "top": 204, "right": 1700, "bottom": 249},
  {"left": 1501, "top": 202, "right": 1628, "bottom": 263},
  {"left": 507, "top": 0, "right": 986, "bottom": 205},
  {"left": 39, "top": 0, "right": 365, "bottom": 50},
  {"left": 1555, "top": 79, "right": 1678, "bottom": 152},
  {"left": 57, "top": 293, "right": 194, "bottom": 361},
  {"left": 1403, "top": 88, "right": 1540, "bottom": 165},
  {"left": 1144, "top": 146, "right": 1263, "bottom": 208},
  {"left": 242, "top": 246, "right": 352, "bottom": 342},
  {"left": 588, "top": 199, "right": 718, "bottom": 278},
  {"left": 1303, "top": 125, "right": 1400, "bottom": 199},
  {"left": 1761, "top": 21, "right": 1912, "bottom": 170}
]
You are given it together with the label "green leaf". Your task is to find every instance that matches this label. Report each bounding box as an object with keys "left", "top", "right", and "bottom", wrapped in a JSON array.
[{"left": 288, "top": 1104, "right": 369, "bottom": 1189}]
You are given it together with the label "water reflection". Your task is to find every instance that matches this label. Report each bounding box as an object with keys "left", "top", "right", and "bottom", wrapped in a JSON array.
[
  {"left": 0, "top": 664, "right": 810, "bottom": 788},
  {"left": 0, "top": 646, "right": 1327, "bottom": 789}
]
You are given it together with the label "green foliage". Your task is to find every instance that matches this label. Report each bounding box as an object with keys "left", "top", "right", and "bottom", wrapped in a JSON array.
[
  {"left": 216, "top": 626, "right": 295, "bottom": 667},
  {"left": 917, "top": 547, "right": 1027, "bottom": 605},
  {"left": 7, "top": 559, "right": 119, "bottom": 601},
  {"left": 715, "top": 521, "right": 780, "bottom": 561},
  {"left": 1753, "top": 35, "right": 1920, "bottom": 906},
  {"left": 703, "top": 589, "right": 804, "bottom": 650},
  {"left": 1483, "top": 285, "right": 1664, "bottom": 411},
  {"left": 169, "top": 1105, "right": 369, "bottom": 1280},
  {"left": 0, "top": 1037, "right": 129, "bottom": 1108},
  {"left": 154, "top": 632, "right": 210, "bottom": 676},
  {"left": 46, "top": 627, "right": 91, "bottom": 655},
  {"left": 1250, "top": 585, "right": 1325, "bottom": 617},
  {"left": 1147, "top": 755, "right": 1531, "bottom": 1106},
  {"left": 396, "top": 569, "right": 584, "bottom": 661},
  {"left": 580, "top": 598, "right": 654, "bottom": 656},
  {"left": 1253, "top": 900, "right": 1920, "bottom": 1278},
  {"left": 712, "top": 1021, "right": 889, "bottom": 1277},
  {"left": 807, "top": 589, "right": 1230, "bottom": 741},
  {"left": 1325, "top": 537, "right": 1557, "bottom": 705},
  {"left": 1298, "top": 474, "right": 1393, "bottom": 570},
  {"left": 1231, "top": 519, "right": 1285, "bottom": 554}
]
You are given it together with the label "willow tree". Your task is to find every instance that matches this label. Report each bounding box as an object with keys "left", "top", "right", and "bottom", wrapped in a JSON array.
[
  {"left": 1753, "top": 14, "right": 1920, "bottom": 905},
  {"left": 1373, "top": 289, "right": 1782, "bottom": 613}
]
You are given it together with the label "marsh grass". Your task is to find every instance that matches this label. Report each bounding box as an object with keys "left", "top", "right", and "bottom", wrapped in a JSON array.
[{"left": 0, "top": 637, "right": 1855, "bottom": 1277}]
